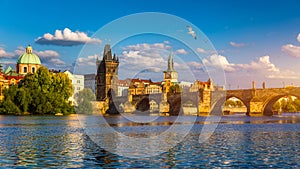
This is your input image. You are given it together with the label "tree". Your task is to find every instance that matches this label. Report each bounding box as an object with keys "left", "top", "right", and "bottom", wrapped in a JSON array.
[
  {"left": 272, "top": 96, "right": 300, "bottom": 113},
  {"left": 75, "top": 88, "right": 96, "bottom": 114},
  {"left": 0, "top": 66, "right": 74, "bottom": 115}
]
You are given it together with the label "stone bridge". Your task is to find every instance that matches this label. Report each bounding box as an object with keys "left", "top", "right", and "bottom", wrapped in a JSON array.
[
  {"left": 210, "top": 87, "right": 300, "bottom": 116},
  {"left": 110, "top": 92, "right": 199, "bottom": 115},
  {"left": 107, "top": 87, "right": 300, "bottom": 116}
]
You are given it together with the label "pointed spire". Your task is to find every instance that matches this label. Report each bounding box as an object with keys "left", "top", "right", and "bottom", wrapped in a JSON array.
[
  {"left": 167, "top": 50, "right": 174, "bottom": 71},
  {"left": 113, "top": 53, "right": 117, "bottom": 61},
  {"left": 96, "top": 55, "right": 100, "bottom": 68},
  {"left": 103, "top": 44, "right": 113, "bottom": 60}
]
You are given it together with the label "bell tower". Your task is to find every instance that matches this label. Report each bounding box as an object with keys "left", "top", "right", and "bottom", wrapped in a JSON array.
[
  {"left": 96, "top": 44, "right": 119, "bottom": 101},
  {"left": 163, "top": 51, "right": 178, "bottom": 83}
]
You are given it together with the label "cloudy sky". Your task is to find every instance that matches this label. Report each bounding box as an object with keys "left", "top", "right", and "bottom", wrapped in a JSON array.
[{"left": 0, "top": 0, "right": 300, "bottom": 89}]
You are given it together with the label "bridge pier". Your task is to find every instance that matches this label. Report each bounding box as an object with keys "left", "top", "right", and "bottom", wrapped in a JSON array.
[{"left": 249, "top": 100, "right": 264, "bottom": 116}]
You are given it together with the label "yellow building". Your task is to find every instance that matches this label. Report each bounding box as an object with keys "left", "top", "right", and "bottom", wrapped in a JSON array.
[
  {"left": 128, "top": 78, "right": 162, "bottom": 95},
  {"left": 0, "top": 45, "right": 42, "bottom": 100}
]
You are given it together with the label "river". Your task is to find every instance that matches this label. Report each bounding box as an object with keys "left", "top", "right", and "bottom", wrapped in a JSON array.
[{"left": 0, "top": 114, "right": 299, "bottom": 168}]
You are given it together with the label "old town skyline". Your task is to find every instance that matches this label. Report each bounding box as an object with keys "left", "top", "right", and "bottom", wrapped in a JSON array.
[{"left": 0, "top": 0, "right": 300, "bottom": 89}]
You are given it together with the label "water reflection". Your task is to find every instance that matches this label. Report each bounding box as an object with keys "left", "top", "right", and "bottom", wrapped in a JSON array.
[{"left": 0, "top": 114, "right": 299, "bottom": 167}]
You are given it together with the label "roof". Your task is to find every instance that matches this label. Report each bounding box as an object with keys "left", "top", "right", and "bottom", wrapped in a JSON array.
[
  {"left": 118, "top": 79, "right": 129, "bottom": 86},
  {"left": 17, "top": 45, "right": 41, "bottom": 65},
  {"left": 4, "top": 66, "right": 12, "bottom": 74}
]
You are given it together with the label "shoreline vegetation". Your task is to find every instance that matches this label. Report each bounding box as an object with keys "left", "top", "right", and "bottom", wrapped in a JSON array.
[
  {"left": 0, "top": 66, "right": 300, "bottom": 116},
  {"left": 0, "top": 67, "right": 74, "bottom": 116},
  {"left": 0, "top": 66, "right": 96, "bottom": 116}
]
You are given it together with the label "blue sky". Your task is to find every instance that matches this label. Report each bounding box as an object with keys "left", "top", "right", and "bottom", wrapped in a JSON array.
[{"left": 0, "top": 0, "right": 300, "bottom": 88}]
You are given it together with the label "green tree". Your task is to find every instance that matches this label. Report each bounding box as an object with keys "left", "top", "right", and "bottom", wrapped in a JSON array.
[
  {"left": 169, "top": 84, "right": 181, "bottom": 93},
  {"left": 0, "top": 66, "right": 74, "bottom": 115},
  {"left": 75, "top": 88, "right": 96, "bottom": 114}
]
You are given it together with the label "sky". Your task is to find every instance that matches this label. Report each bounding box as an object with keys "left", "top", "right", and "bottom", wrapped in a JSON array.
[{"left": 0, "top": 0, "right": 300, "bottom": 89}]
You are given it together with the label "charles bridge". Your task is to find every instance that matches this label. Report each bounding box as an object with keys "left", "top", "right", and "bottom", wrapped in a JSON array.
[
  {"left": 105, "top": 86, "right": 300, "bottom": 116},
  {"left": 96, "top": 44, "right": 300, "bottom": 116}
]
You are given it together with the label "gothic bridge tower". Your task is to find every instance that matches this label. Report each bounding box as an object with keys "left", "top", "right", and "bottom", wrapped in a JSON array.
[{"left": 96, "top": 44, "right": 119, "bottom": 101}]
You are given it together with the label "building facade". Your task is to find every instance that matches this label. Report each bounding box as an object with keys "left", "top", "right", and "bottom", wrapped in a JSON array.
[
  {"left": 128, "top": 78, "right": 162, "bottom": 95},
  {"left": 96, "top": 44, "right": 119, "bottom": 101},
  {"left": 0, "top": 45, "right": 42, "bottom": 100},
  {"left": 118, "top": 79, "right": 129, "bottom": 96},
  {"left": 64, "top": 70, "right": 84, "bottom": 105},
  {"left": 84, "top": 74, "right": 96, "bottom": 94}
]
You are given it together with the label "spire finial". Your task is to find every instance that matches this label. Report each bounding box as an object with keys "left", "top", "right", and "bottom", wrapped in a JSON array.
[
  {"left": 26, "top": 45, "right": 33, "bottom": 54},
  {"left": 167, "top": 50, "right": 174, "bottom": 71}
]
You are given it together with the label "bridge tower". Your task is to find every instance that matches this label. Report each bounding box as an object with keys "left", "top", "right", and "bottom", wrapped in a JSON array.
[
  {"left": 96, "top": 44, "right": 119, "bottom": 101},
  {"left": 160, "top": 51, "right": 178, "bottom": 114}
]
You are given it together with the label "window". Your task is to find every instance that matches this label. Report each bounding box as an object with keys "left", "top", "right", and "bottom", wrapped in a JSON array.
[
  {"left": 77, "top": 80, "right": 80, "bottom": 84},
  {"left": 32, "top": 67, "right": 35, "bottom": 73},
  {"left": 23, "top": 67, "right": 27, "bottom": 73},
  {"left": 77, "top": 87, "right": 81, "bottom": 90}
]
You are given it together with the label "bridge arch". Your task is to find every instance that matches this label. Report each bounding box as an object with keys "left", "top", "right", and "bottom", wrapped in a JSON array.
[
  {"left": 224, "top": 96, "right": 249, "bottom": 115},
  {"left": 263, "top": 93, "right": 300, "bottom": 116},
  {"left": 210, "top": 94, "right": 250, "bottom": 116},
  {"left": 135, "top": 97, "right": 150, "bottom": 112},
  {"left": 168, "top": 96, "right": 182, "bottom": 116},
  {"left": 182, "top": 100, "right": 198, "bottom": 115}
]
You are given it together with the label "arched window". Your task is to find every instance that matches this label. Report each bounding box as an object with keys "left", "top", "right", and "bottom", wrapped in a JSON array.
[
  {"left": 23, "top": 67, "right": 27, "bottom": 73},
  {"left": 32, "top": 67, "right": 35, "bottom": 73}
]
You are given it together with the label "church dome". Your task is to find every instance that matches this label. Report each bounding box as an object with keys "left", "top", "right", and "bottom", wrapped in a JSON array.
[{"left": 17, "top": 45, "right": 41, "bottom": 65}]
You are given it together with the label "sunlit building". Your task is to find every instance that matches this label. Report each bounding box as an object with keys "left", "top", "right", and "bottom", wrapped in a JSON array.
[
  {"left": 0, "top": 45, "right": 42, "bottom": 100},
  {"left": 128, "top": 78, "right": 162, "bottom": 95},
  {"left": 64, "top": 70, "right": 84, "bottom": 105},
  {"left": 118, "top": 79, "right": 129, "bottom": 96},
  {"left": 84, "top": 74, "right": 96, "bottom": 94}
]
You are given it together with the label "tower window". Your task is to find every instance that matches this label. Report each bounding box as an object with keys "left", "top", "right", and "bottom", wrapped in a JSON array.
[
  {"left": 23, "top": 67, "right": 27, "bottom": 73},
  {"left": 32, "top": 67, "right": 35, "bottom": 73}
]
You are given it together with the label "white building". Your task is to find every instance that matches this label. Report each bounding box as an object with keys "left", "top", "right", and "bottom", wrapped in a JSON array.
[
  {"left": 84, "top": 74, "right": 96, "bottom": 94},
  {"left": 118, "top": 79, "right": 129, "bottom": 96},
  {"left": 64, "top": 70, "right": 84, "bottom": 105}
]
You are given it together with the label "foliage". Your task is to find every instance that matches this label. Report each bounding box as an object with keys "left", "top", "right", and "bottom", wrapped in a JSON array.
[
  {"left": 169, "top": 84, "right": 181, "bottom": 93},
  {"left": 75, "top": 88, "right": 96, "bottom": 114},
  {"left": 225, "top": 99, "right": 245, "bottom": 107},
  {"left": 0, "top": 66, "right": 74, "bottom": 115},
  {"left": 272, "top": 96, "right": 300, "bottom": 112}
]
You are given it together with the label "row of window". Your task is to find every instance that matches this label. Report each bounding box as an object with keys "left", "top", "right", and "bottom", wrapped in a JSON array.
[{"left": 23, "top": 67, "right": 36, "bottom": 73}]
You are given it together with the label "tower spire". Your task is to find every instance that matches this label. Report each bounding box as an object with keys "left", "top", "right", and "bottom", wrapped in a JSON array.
[{"left": 167, "top": 50, "right": 174, "bottom": 71}]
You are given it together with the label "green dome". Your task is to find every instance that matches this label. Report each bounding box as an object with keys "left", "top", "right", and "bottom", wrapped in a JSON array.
[{"left": 17, "top": 45, "right": 41, "bottom": 65}]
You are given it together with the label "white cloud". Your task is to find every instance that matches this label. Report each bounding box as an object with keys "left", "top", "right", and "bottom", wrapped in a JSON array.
[
  {"left": 175, "top": 49, "right": 188, "bottom": 55},
  {"left": 35, "top": 50, "right": 59, "bottom": 58},
  {"left": 196, "top": 47, "right": 206, "bottom": 54},
  {"left": 236, "top": 55, "right": 279, "bottom": 73},
  {"left": 202, "top": 54, "right": 236, "bottom": 72},
  {"left": 281, "top": 44, "right": 300, "bottom": 57},
  {"left": 118, "top": 42, "right": 175, "bottom": 80},
  {"left": 230, "top": 41, "right": 245, "bottom": 48},
  {"left": 297, "top": 33, "right": 300, "bottom": 42},
  {"left": 0, "top": 48, "right": 15, "bottom": 58},
  {"left": 48, "top": 58, "right": 65, "bottom": 65},
  {"left": 203, "top": 54, "right": 297, "bottom": 79},
  {"left": 77, "top": 54, "right": 98, "bottom": 66},
  {"left": 35, "top": 28, "right": 101, "bottom": 46}
]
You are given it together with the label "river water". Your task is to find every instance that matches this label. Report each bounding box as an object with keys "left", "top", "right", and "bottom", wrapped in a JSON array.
[{"left": 0, "top": 114, "right": 299, "bottom": 168}]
